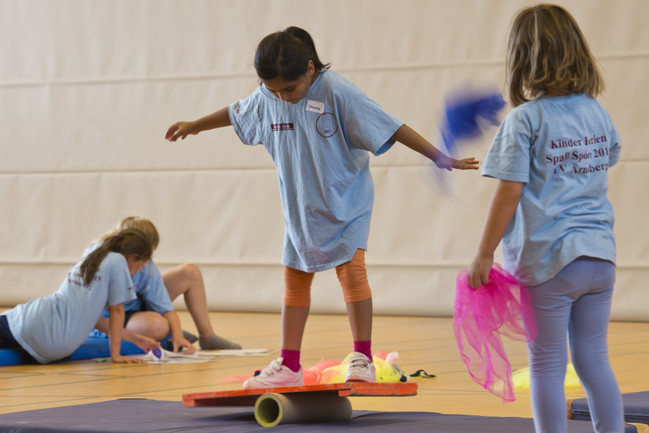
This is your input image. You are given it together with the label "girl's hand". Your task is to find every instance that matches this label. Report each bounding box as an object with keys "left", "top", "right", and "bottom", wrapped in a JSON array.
[
  {"left": 452, "top": 157, "right": 480, "bottom": 170},
  {"left": 170, "top": 335, "right": 196, "bottom": 354},
  {"left": 467, "top": 254, "right": 494, "bottom": 289},
  {"left": 111, "top": 354, "right": 146, "bottom": 364},
  {"left": 132, "top": 333, "right": 161, "bottom": 354},
  {"left": 434, "top": 154, "right": 480, "bottom": 171},
  {"left": 165, "top": 121, "right": 197, "bottom": 142}
]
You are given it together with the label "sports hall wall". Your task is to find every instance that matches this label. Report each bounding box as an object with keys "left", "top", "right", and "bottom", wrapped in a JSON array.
[{"left": 1, "top": 0, "right": 647, "bottom": 320}]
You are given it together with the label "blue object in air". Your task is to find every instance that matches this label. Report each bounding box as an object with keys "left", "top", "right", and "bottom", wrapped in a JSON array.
[{"left": 441, "top": 92, "right": 506, "bottom": 153}]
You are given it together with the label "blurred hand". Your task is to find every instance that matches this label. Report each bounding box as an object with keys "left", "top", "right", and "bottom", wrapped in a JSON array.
[
  {"left": 132, "top": 333, "right": 160, "bottom": 354},
  {"left": 171, "top": 335, "right": 196, "bottom": 354},
  {"left": 434, "top": 154, "right": 480, "bottom": 171}
]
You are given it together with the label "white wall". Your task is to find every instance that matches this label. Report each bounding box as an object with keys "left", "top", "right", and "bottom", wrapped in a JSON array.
[{"left": 1, "top": 0, "right": 648, "bottom": 319}]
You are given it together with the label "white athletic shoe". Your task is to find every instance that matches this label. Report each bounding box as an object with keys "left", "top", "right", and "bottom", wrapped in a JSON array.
[
  {"left": 243, "top": 357, "right": 304, "bottom": 389},
  {"left": 345, "top": 352, "right": 377, "bottom": 382}
]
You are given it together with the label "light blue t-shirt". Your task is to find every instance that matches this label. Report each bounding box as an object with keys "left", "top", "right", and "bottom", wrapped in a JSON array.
[
  {"left": 85, "top": 243, "right": 173, "bottom": 316},
  {"left": 125, "top": 261, "right": 174, "bottom": 314},
  {"left": 228, "top": 70, "right": 404, "bottom": 272},
  {"left": 482, "top": 93, "right": 620, "bottom": 286},
  {"left": 91, "top": 260, "right": 174, "bottom": 339},
  {"left": 5, "top": 252, "right": 136, "bottom": 363}
]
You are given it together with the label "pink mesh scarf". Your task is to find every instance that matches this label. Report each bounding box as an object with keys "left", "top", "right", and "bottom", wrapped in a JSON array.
[{"left": 453, "top": 264, "right": 536, "bottom": 402}]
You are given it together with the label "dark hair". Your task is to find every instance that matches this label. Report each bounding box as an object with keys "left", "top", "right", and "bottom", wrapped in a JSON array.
[
  {"left": 506, "top": 4, "right": 603, "bottom": 106},
  {"left": 255, "top": 26, "right": 330, "bottom": 81},
  {"left": 80, "top": 228, "right": 152, "bottom": 285}
]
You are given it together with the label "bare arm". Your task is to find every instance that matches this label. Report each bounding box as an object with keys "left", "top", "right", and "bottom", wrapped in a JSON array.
[
  {"left": 163, "top": 310, "right": 196, "bottom": 354},
  {"left": 391, "top": 124, "right": 479, "bottom": 170},
  {"left": 467, "top": 180, "right": 524, "bottom": 289},
  {"left": 165, "top": 106, "right": 232, "bottom": 141},
  {"left": 107, "top": 304, "right": 145, "bottom": 363}
]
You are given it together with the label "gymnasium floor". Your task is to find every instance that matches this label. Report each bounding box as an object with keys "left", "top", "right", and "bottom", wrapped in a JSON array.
[{"left": 0, "top": 312, "right": 648, "bottom": 419}]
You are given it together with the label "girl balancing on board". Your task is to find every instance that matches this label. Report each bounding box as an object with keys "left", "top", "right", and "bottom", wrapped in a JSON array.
[{"left": 166, "top": 26, "right": 478, "bottom": 389}]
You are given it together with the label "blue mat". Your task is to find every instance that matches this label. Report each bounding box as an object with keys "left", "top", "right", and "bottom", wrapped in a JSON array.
[
  {"left": 0, "top": 337, "right": 144, "bottom": 366},
  {"left": 0, "top": 398, "right": 643, "bottom": 432},
  {"left": 571, "top": 391, "right": 649, "bottom": 426}
]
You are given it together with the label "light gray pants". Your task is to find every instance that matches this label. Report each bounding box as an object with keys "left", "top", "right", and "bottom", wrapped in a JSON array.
[{"left": 526, "top": 258, "right": 624, "bottom": 433}]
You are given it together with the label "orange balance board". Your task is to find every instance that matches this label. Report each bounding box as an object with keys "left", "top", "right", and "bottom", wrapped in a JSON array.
[{"left": 183, "top": 382, "right": 418, "bottom": 407}]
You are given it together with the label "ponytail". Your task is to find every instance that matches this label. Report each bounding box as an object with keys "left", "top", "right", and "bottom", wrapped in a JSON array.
[
  {"left": 283, "top": 27, "right": 328, "bottom": 72},
  {"left": 255, "top": 26, "right": 330, "bottom": 81},
  {"left": 80, "top": 228, "right": 152, "bottom": 285}
]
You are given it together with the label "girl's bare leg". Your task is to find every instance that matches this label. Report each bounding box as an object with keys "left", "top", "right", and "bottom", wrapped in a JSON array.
[
  {"left": 163, "top": 263, "right": 241, "bottom": 349},
  {"left": 125, "top": 311, "right": 170, "bottom": 341},
  {"left": 281, "top": 304, "right": 310, "bottom": 350},
  {"left": 345, "top": 297, "right": 373, "bottom": 342}
]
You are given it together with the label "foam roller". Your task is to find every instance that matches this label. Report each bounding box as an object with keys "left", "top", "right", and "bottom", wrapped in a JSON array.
[{"left": 254, "top": 392, "right": 352, "bottom": 427}]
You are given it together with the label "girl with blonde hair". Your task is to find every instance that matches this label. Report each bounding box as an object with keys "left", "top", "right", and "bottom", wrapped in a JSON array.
[{"left": 467, "top": 5, "right": 623, "bottom": 432}]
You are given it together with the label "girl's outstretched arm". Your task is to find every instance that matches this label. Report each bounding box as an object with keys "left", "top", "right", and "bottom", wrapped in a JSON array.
[
  {"left": 391, "top": 124, "right": 479, "bottom": 170},
  {"left": 108, "top": 304, "right": 146, "bottom": 363},
  {"left": 467, "top": 180, "right": 523, "bottom": 289},
  {"left": 165, "top": 106, "right": 232, "bottom": 141}
]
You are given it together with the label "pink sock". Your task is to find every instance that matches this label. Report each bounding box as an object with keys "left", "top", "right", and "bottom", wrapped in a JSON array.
[
  {"left": 354, "top": 340, "right": 373, "bottom": 361},
  {"left": 280, "top": 349, "right": 301, "bottom": 372}
]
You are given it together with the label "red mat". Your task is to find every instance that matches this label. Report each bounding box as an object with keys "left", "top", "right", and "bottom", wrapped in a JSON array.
[{"left": 183, "top": 382, "right": 418, "bottom": 407}]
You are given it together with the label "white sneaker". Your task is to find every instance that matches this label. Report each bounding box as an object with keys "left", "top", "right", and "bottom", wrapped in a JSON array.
[
  {"left": 243, "top": 357, "right": 304, "bottom": 389},
  {"left": 345, "top": 352, "right": 376, "bottom": 382}
]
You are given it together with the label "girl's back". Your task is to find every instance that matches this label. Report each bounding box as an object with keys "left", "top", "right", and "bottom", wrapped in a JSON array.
[
  {"left": 483, "top": 93, "right": 620, "bottom": 286},
  {"left": 5, "top": 252, "right": 135, "bottom": 363}
]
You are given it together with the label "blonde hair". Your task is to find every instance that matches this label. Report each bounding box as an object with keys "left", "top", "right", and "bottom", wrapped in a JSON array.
[
  {"left": 506, "top": 4, "right": 604, "bottom": 107},
  {"left": 100, "top": 216, "right": 160, "bottom": 250},
  {"left": 80, "top": 228, "right": 152, "bottom": 285}
]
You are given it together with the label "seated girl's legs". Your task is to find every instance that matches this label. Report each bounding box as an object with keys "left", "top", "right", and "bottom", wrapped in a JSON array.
[
  {"left": 0, "top": 315, "right": 38, "bottom": 363},
  {"left": 568, "top": 259, "right": 623, "bottom": 433},
  {"left": 526, "top": 274, "right": 573, "bottom": 433},
  {"left": 125, "top": 311, "right": 170, "bottom": 341},
  {"left": 0, "top": 314, "right": 22, "bottom": 349},
  {"left": 163, "top": 264, "right": 211, "bottom": 336},
  {"left": 162, "top": 263, "right": 240, "bottom": 349}
]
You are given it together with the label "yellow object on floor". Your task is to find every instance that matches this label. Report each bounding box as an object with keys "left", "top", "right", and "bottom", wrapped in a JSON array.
[{"left": 513, "top": 363, "right": 581, "bottom": 390}]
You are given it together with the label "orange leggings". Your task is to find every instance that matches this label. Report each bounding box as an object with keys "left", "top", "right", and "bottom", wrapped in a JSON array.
[{"left": 283, "top": 249, "right": 372, "bottom": 307}]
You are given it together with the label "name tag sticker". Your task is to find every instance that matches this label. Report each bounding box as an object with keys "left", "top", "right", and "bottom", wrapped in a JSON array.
[{"left": 306, "top": 100, "right": 325, "bottom": 114}]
